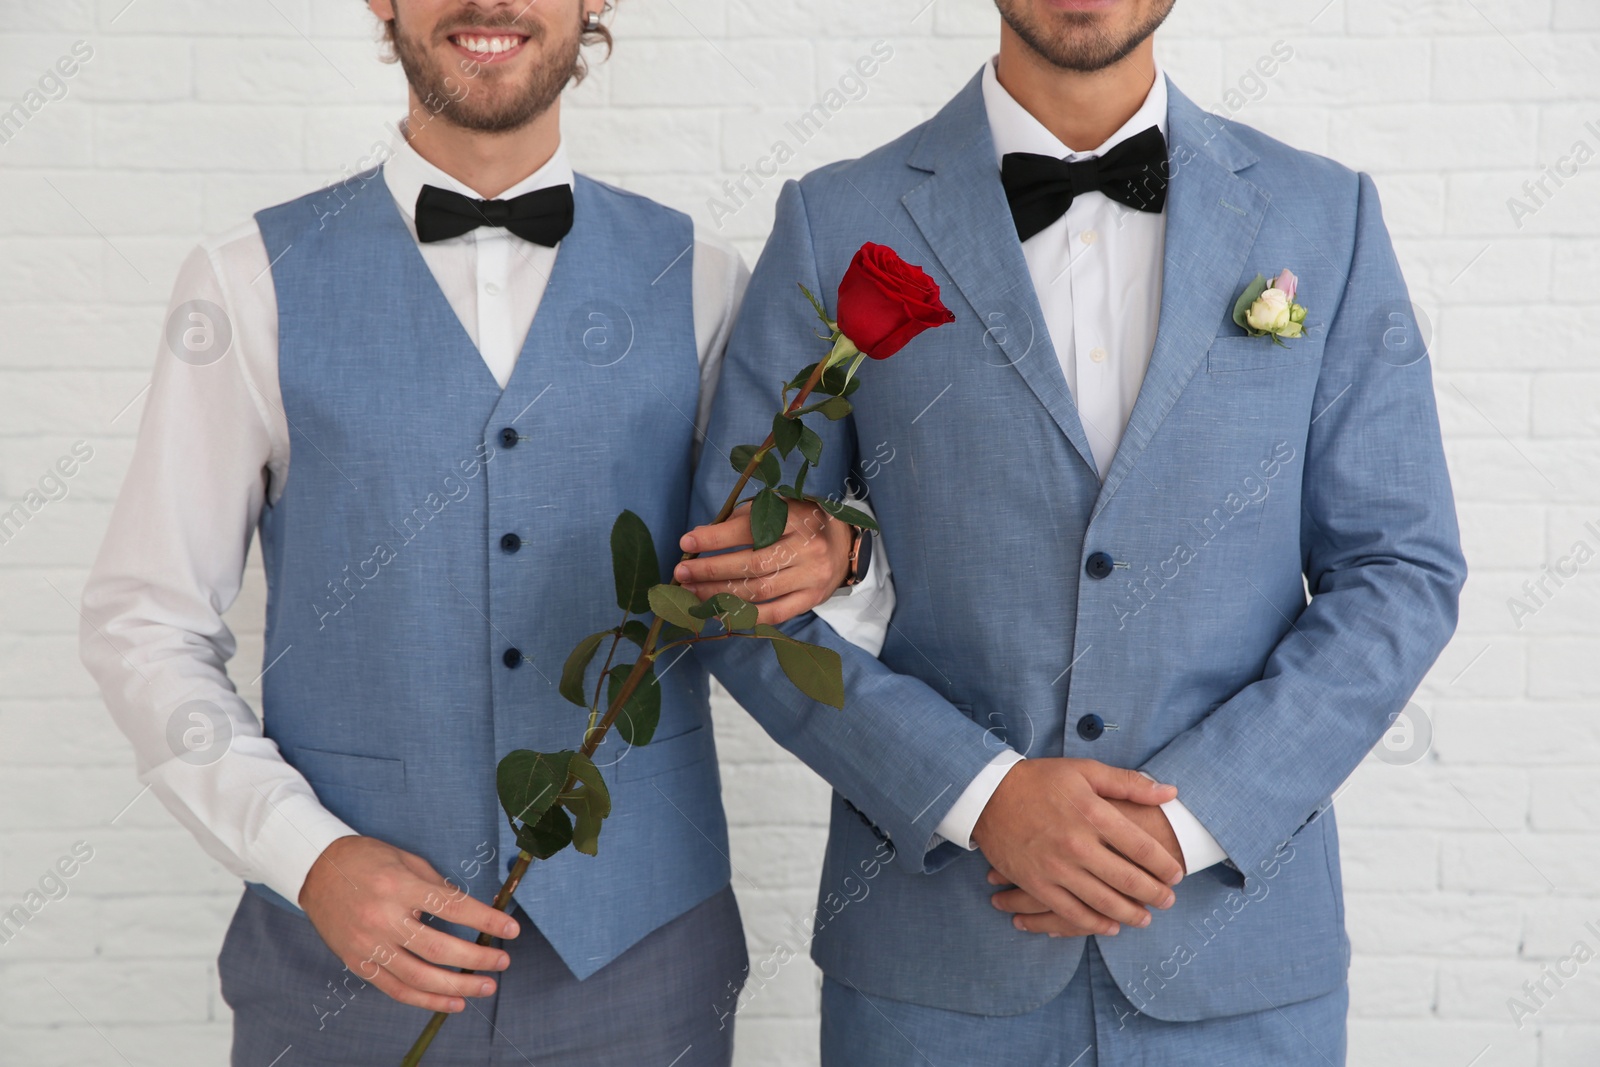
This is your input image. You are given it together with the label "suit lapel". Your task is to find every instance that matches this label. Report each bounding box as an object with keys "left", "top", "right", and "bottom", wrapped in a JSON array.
[
  {"left": 900, "top": 74, "right": 1100, "bottom": 479},
  {"left": 1091, "top": 83, "right": 1269, "bottom": 521}
]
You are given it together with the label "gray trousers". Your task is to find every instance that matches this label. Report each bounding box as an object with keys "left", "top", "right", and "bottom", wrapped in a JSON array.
[{"left": 219, "top": 884, "right": 748, "bottom": 1067}]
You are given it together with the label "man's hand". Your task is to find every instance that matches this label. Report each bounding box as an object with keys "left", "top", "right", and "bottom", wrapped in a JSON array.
[
  {"left": 989, "top": 797, "right": 1187, "bottom": 937},
  {"left": 675, "top": 499, "right": 854, "bottom": 624},
  {"left": 972, "top": 759, "right": 1184, "bottom": 937},
  {"left": 298, "top": 836, "right": 519, "bottom": 1014}
]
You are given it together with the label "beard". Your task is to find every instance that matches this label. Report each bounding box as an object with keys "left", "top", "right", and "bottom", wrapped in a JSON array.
[
  {"left": 994, "top": 0, "right": 1176, "bottom": 73},
  {"left": 391, "top": 5, "right": 581, "bottom": 134}
]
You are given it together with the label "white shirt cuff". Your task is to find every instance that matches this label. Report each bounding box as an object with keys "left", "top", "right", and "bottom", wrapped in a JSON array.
[
  {"left": 1160, "top": 797, "right": 1228, "bottom": 874},
  {"left": 812, "top": 494, "right": 893, "bottom": 658},
  {"left": 933, "top": 749, "right": 1025, "bottom": 850}
]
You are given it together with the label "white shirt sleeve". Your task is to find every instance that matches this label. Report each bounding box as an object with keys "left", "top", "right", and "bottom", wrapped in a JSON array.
[
  {"left": 692, "top": 227, "right": 895, "bottom": 657},
  {"left": 1159, "top": 797, "right": 1229, "bottom": 873},
  {"left": 79, "top": 239, "right": 357, "bottom": 908}
]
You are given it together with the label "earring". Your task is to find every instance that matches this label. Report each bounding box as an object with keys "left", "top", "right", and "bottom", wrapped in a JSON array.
[{"left": 584, "top": 10, "right": 600, "bottom": 31}]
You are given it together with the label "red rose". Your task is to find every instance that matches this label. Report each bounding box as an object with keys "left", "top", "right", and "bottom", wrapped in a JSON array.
[{"left": 835, "top": 242, "right": 956, "bottom": 359}]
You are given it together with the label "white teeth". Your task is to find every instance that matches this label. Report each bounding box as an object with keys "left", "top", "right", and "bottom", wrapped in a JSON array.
[{"left": 456, "top": 34, "right": 519, "bottom": 54}]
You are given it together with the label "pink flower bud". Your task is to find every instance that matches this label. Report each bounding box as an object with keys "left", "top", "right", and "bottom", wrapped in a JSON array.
[{"left": 1273, "top": 268, "right": 1298, "bottom": 303}]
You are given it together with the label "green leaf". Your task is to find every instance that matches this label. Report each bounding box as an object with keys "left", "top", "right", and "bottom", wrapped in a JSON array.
[
  {"left": 648, "top": 584, "right": 705, "bottom": 634},
  {"left": 620, "top": 620, "right": 651, "bottom": 648},
  {"left": 772, "top": 412, "right": 802, "bottom": 457},
  {"left": 775, "top": 483, "right": 803, "bottom": 501},
  {"left": 559, "top": 631, "right": 610, "bottom": 708},
  {"left": 690, "top": 592, "right": 759, "bottom": 632},
  {"left": 794, "top": 397, "right": 853, "bottom": 421},
  {"left": 794, "top": 460, "right": 809, "bottom": 497},
  {"left": 561, "top": 754, "right": 611, "bottom": 856},
  {"left": 764, "top": 631, "right": 846, "bottom": 710},
  {"left": 750, "top": 488, "right": 789, "bottom": 550},
  {"left": 608, "top": 663, "right": 663, "bottom": 746},
  {"left": 658, "top": 621, "right": 695, "bottom": 644},
  {"left": 814, "top": 497, "right": 880, "bottom": 532},
  {"left": 497, "top": 749, "right": 576, "bottom": 828},
  {"left": 1231, "top": 274, "right": 1268, "bottom": 331},
  {"left": 731, "top": 444, "right": 781, "bottom": 488},
  {"left": 516, "top": 804, "right": 573, "bottom": 859},
  {"left": 611, "top": 510, "right": 660, "bottom": 615},
  {"left": 797, "top": 424, "right": 823, "bottom": 466},
  {"left": 786, "top": 361, "right": 862, "bottom": 399}
]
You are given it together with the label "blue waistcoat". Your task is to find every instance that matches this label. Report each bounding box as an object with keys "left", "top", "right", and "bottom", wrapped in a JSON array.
[{"left": 250, "top": 169, "right": 729, "bottom": 979}]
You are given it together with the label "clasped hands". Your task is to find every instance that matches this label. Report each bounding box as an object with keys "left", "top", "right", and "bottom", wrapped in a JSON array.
[{"left": 974, "top": 758, "right": 1187, "bottom": 938}]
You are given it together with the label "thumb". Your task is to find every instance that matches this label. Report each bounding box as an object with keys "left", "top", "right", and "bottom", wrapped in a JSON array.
[{"left": 1082, "top": 763, "right": 1178, "bottom": 804}]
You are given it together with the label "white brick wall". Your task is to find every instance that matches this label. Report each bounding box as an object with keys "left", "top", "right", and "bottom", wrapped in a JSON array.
[{"left": 1, "top": 1, "right": 1595, "bottom": 1063}]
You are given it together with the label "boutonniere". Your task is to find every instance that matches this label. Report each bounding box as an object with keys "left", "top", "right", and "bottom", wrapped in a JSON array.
[{"left": 1232, "top": 268, "right": 1308, "bottom": 346}]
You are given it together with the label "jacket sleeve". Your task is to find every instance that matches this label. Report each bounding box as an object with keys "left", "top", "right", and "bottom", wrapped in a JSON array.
[
  {"left": 1141, "top": 172, "right": 1467, "bottom": 884},
  {"left": 689, "top": 179, "right": 999, "bottom": 873}
]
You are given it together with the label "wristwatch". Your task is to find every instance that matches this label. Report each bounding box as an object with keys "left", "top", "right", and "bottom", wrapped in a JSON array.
[{"left": 842, "top": 524, "right": 873, "bottom": 588}]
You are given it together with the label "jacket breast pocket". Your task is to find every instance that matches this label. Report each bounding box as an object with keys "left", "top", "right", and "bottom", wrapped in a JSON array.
[
  {"left": 1206, "top": 334, "right": 1322, "bottom": 375},
  {"left": 288, "top": 746, "right": 407, "bottom": 793}
]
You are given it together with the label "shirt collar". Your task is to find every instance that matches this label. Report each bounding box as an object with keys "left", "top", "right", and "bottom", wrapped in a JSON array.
[
  {"left": 382, "top": 127, "right": 574, "bottom": 225},
  {"left": 979, "top": 55, "right": 1167, "bottom": 165}
]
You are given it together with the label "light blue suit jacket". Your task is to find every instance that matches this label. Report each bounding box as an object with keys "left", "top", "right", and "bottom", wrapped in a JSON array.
[{"left": 692, "top": 73, "right": 1465, "bottom": 1020}]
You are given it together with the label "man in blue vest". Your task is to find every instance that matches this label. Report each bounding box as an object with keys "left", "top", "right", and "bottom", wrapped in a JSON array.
[
  {"left": 682, "top": 0, "right": 1465, "bottom": 1063},
  {"left": 80, "top": 3, "right": 888, "bottom": 1064}
]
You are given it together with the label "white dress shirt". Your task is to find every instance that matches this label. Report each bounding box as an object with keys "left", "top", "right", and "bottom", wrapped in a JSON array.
[
  {"left": 79, "top": 132, "right": 892, "bottom": 908},
  {"left": 929, "top": 60, "right": 1227, "bottom": 875}
]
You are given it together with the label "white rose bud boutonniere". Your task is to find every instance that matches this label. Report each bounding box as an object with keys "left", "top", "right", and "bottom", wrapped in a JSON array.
[{"left": 1232, "top": 268, "right": 1309, "bottom": 346}]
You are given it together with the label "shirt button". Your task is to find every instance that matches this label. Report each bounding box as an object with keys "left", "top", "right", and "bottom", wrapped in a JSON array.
[
  {"left": 484, "top": 281, "right": 501, "bottom": 296},
  {"left": 1089, "top": 347, "right": 1108, "bottom": 363},
  {"left": 503, "top": 648, "right": 522, "bottom": 669},
  {"left": 500, "top": 533, "right": 521, "bottom": 553},
  {"left": 1080, "top": 230, "right": 1098, "bottom": 245},
  {"left": 499, "top": 427, "right": 519, "bottom": 448}
]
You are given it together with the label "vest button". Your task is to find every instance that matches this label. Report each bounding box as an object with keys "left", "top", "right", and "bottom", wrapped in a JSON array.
[
  {"left": 1084, "top": 551, "right": 1114, "bottom": 580},
  {"left": 500, "top": 532, "right": 521, "bottom": 553},
  {"left": 502, "top": 648, "right": 522, "bottom": 669},
  {"left": 499, "top": 427, "right": 519, "bottom": 448},
  {"left": 1076, "top": 713, "right": 1105, "bottom": 741}
]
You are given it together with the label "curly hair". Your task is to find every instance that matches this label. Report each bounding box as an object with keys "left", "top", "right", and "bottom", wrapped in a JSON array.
[{"left": 378, "top": 3, "right": 618, "bottom": 85}]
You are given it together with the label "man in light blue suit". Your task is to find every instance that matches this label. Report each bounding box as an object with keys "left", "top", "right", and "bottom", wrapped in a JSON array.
[{"left": 680, "top": 0, "right": 1465, "bottom": 1061}]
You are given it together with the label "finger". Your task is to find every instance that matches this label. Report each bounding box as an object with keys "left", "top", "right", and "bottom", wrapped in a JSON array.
[
  {"left": 986, "top": 868, "right": 1015, "bottom": 887},
  {"left": 385, "top": 948, "right": 498, "bottom": 1001},
  {"left": 1057, "top": 865, "right": 1155, "bottom": 929},
  {"left": 363, "top": 961, "right": 468, "bottom": 1014},
  {"left": 676, "top": 540, "right": 801, "bottom": 586},
  {"left": 413, "top": 875, "right": 520, "bottom": 941},
  {"left": 685, "top": 562, "right": 819, "bottom": 607},
  {"left": 1079, "top": 762, "right": 1178, "bottom": 806},
  {"left": 1003, "top": 879, "right": 1119, "bottom": 937},
  {"left": 1094, "top": 805, "right": 1185, "bottom": 889},
  {"left": 679, "top": 507, "right": 753, "bottom": 555},
  {"left": 403, "top": 923, "right": 512, "bottom": 973},
  {"left": 1011, "top": 910, "right": 1106, "bottom": 939},
  {"left": 1082, "top": 839, "right": 1177, "bottom": 911},
  {"left": 988, "top": 887, "right": 1052, "bottom": 915},
  {"left": 755, "top": 590, "right": 826, "bottom": 626}
]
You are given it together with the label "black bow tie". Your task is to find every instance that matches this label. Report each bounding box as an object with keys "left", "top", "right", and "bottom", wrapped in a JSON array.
[
  {"left": 414, "top": 183, "right": 575, "bottom": 246},
  {"left": 1000, "top": 126, "right": 1169, "bottom": 242}
]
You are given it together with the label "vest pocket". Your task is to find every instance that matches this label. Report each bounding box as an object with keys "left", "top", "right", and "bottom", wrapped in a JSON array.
[
  {"left": 609, "top": 724, "right": 714, "bottom": 783},
  {"left": 288, "top": 746, "right": 407, "bottom": 793}
]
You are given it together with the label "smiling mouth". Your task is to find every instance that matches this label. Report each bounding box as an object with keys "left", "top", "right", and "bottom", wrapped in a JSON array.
[{"left": 447, "top": 32, "right": 530, "bottom": 61}]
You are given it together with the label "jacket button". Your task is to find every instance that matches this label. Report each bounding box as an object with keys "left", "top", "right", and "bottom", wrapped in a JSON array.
[
  {"left": 1076, "top": 713, "right": 1105, "bottom": 741},
  {"left": 500, "top": 532, "right": 521, "bottom": 553},
  {"left": 502, "top": 648, "right": 522, "bottom": 669},
  {"left": 499, "top": 427, "right": 519, "bottom": 448},
  {"left": 1084, "top": 552, "right": 1114, "bottom": 580}
]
